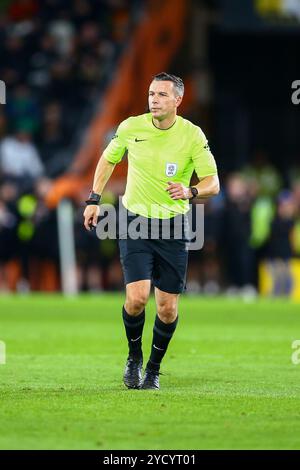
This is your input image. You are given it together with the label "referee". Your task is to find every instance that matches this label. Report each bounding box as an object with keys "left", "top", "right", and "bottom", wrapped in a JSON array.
[{"left": 83, "top": 73, "right": 219, "bottom": 390}]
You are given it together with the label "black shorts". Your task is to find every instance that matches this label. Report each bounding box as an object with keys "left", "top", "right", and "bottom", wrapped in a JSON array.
[
  {"left": 116, "top": 204, "right": 190, "bottom": 294},
  {"left": 118, "top": 237, "right": 189, "bottom": 294}
]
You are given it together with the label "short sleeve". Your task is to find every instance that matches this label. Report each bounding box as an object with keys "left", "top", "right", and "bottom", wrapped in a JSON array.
[
  {"left": 191, "top": 127, "right": 217, "bottom": 179},
  {"left": 103, "top": 119, "right": 129, "bottom": 164}
]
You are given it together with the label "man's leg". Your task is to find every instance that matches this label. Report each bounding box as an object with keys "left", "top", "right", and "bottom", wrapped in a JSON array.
[
  {"left": 123, "top": 280, "right": 151, "bottom": 356},
  {"left": 141, "top": 287, "right": 179, "bottom": 390},
  {"left": 122, "top": 279, "right": 151, "bottom": 389}
]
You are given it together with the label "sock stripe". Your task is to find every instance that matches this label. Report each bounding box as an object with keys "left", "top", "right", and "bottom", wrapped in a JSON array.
[
  {"left": 153, "top": 325, "right": 174, "bottom": 338},
  {"left": 123, "top": 318, "right": 145, "bottom": 328}
]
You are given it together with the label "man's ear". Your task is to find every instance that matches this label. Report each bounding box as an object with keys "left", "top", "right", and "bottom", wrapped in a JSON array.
[{"left": 175, "top": 95, "right": 183, "bottom": 108}]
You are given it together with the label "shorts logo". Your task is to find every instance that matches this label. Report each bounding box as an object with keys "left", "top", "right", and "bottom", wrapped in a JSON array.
[{"left": 165, "top": 163, "right": 177, "bottom": 177}]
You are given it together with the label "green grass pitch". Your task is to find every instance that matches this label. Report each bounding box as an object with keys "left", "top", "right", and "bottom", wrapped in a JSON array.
[{"left": 0, "top": 294, "right": 300, "bottom": 450}]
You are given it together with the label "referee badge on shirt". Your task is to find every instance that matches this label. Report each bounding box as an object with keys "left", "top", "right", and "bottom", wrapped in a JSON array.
[{"left": 165, "top": 163, "right": 177, "bottom": 177}]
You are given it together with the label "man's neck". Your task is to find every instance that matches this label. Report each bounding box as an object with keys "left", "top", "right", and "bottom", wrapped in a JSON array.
[{"left": 152, "top": 114, "right": 177, "bottom": 130}]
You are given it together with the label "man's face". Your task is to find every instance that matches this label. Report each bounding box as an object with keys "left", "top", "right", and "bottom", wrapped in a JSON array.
[{"left": 148, "top": 80, "right": 182, "bottom": 120}]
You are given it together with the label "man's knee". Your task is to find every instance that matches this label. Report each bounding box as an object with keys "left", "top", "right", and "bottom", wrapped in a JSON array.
[
  {"left": 157, "top": 299, "right": 178, "bottom": 323},
  {"left": 125, "top": 285, "right": 149, "bottom": 315}
]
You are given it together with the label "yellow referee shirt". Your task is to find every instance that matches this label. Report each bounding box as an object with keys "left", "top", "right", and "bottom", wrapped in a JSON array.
[{"left": 103, "top": 113, "right": 217, "bottom": 218}]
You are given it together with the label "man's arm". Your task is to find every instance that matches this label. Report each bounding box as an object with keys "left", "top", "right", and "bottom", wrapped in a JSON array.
[
  {"left": 166, "top": 174, "right": 220, "bottom": 200},
  {"left": 92, "top": 153, "right": 116, "bottom": 195},
  {"left": 191, "top": 174, "right": 220, "bottom": 198},
  {"left": 83, "top": 154, "right": 115, "bottom": 231}
]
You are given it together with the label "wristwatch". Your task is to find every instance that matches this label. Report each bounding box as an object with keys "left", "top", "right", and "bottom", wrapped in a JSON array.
[
  {"left": 85, "top": 190, "right": 101, "bottom": 205},
  {"left": 189, "top": 187, "right": 198, "bottom": 199}
]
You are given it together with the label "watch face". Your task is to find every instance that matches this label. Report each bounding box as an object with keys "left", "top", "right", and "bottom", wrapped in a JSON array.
[{"left": 191, "top": 187, "right": 198, "bottom": 197}]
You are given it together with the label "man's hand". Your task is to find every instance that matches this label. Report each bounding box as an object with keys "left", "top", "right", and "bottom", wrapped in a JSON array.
[
  {"left": 165, "top": 182, "right": 191, "bottom": 200},
  {"left": 83, "top": 204, "right": 100, "bottom": 231}
]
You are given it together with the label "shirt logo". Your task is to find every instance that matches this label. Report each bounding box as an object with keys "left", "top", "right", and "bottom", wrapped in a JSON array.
[
  {"left": 135, "top": 138, "right": 147, "bottom": 142},
  {"left": 165, "top": 163, "right": 177, "bottom": 177}
]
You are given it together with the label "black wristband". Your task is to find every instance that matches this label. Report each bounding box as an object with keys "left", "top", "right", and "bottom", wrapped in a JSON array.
[
  {"left": 85, "top": 191, "right": 101, "bottom": 205},
  {"left": 189, "top": 187, "right": 198, "bottom": 199}
]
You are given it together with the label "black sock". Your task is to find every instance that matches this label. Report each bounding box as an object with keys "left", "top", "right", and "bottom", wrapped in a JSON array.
[
  {"left": 147, "top": 314, "right": 178, "bottom": 372},
  {"left": 122, "top": 305, "right": 145, "bottom": 358}
]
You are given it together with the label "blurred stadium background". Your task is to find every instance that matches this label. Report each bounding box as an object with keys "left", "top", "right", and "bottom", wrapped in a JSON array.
[{"left": 0, "top": 0, "right": 300, "bottom": 299}]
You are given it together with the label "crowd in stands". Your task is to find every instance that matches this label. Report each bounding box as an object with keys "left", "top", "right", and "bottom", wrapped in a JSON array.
[
  {"left": 0, "top": 0, "right": 143, "bottom": 292},
  {"left": 0, "top": 0, "right": 299, "bottom": 295},
  {"left": 188, "top": 151, "right": 300, "bottom": 297}
]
